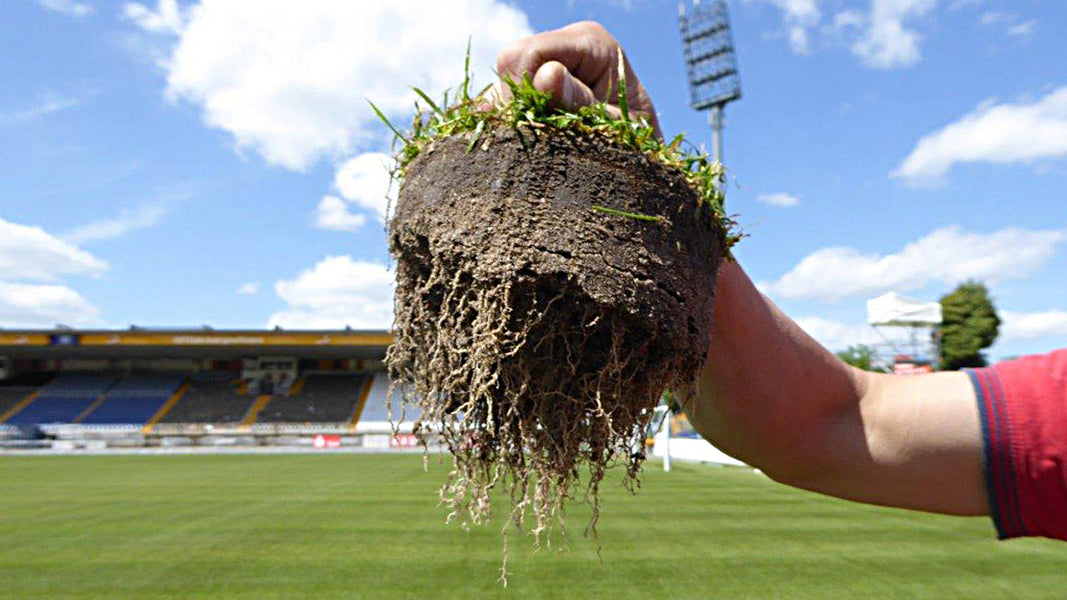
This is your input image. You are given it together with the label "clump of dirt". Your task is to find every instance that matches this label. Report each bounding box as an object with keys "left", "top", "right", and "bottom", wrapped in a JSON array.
[{"left": 387, "top": 123, "right": 726, "bottom": 569}]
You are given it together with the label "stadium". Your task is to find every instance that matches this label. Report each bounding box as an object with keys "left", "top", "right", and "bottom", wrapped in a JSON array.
[
  {"left": 0, "top": 328, "right": 409, "bottom": 450},
  {"left": 5, "top": 0, "right": 1067, "bottom": 598}
]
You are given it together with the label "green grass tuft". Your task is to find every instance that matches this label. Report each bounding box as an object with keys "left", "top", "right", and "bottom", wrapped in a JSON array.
[{"left": 372, "top": 45, "right": 741, "bottom": 249}]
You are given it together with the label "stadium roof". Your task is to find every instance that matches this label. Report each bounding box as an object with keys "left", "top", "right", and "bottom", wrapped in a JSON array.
[{"left": 0, "top": 329, "right": 393, "bottom": 360}]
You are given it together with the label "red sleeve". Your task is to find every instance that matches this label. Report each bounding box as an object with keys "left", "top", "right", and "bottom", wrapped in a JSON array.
[{"left": 966, "top": 348, "right": 1067, "bottom": 541}]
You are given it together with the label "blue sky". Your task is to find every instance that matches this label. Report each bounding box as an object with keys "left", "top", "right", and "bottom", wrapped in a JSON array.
[{"left": 2, "top": 0, "right": 1065, "bottom": 361}]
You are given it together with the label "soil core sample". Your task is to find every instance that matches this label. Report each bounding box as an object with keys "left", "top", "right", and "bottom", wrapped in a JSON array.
[{"left": 387, "top": 123, "right": 727, "bottom": 550}]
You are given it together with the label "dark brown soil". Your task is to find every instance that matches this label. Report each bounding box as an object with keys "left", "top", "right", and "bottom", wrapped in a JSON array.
[{"left": 387, "top": 124, "right": 725, "bottom": 560}]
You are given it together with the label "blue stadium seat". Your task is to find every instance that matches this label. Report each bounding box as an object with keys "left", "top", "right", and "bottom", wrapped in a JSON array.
[
  {"left": 106, "top": 375, "right": 184, "bottom": 398},
  {"left": 81, "top": 396, "right": 171, "bottom": 425},
  {"left": 77, "top": 375, "right": 185, "bottom": 424},
  {"left": 5, "top": 373, "right": 119, "bottom": 424},
  {"left": 355, "top": 373, "right": 391, "bottom": 422},
  {"left": 6, "top": 397, "right": 97, "bottom": 425},
  {"left": 4, "top": 373, "right": 184, "bottom": 425}
]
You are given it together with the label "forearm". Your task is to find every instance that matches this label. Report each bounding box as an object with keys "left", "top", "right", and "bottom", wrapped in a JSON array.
[
  {"left": 688, "top": 260, "right": 865, "bottom": 476},
  {"left": 838, "top": 371, "right": 988, "bottom": 515},
  {"left": 688, "top": 260, "right": 988, "bottom": 516}
]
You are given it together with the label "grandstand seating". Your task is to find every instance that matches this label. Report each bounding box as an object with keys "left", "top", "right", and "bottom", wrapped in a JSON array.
[
  {"left": 5, "top": 373, "right": 117, "bottom": 425},
  {"left": 79, "top": 397, "right": 169, "bottom": 424},
  {"left": 6, "top": 398, "right": 97, "bottom": 425},
  {"left": 79, "top": 374, "right": 185, "bottom": 425},
  {"left": 106, "top": 374, "right": 185, "bottom": 398},
  {"left": 0, "top": 387, "right": 38, "bottom": 419},
  {"left": 37, "top": 373, "right": 117, "bottom": 397},
  {"left": 0, "top": 370, "right": 396, "bottom": 428},
  {"left": 160, "top": 373, "right": 253, "bottom": 424},
  {"left": 256, "top": 373, "right": 368, "bottom": 424},
  {"left": 355, "top": 373, "right": 392, "bottom": 422}
]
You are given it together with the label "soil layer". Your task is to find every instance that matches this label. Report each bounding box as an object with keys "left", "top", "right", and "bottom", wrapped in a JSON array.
[{"left": 388, "top": 125, "right": 726, "bottom": 547}]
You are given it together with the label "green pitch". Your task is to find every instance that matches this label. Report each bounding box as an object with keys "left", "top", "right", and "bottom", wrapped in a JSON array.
[{"left": 1, "top": 453, "right": 1064, "bottom": 599}]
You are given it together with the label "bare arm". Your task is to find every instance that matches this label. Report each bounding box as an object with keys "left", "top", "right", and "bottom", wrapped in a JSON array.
[
  {"left": 692, "top": 261, "right": 988, "bottom": 516},
  {"left": 498, "top": 22, "right": 989, "bottom": 517}
]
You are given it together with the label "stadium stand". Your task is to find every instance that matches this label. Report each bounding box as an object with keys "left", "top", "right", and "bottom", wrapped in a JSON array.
[
  {"left": 80, "top": 374, "right": 185, "bottom": 425},
  {"left": 37, "top": 373, "right": 117, "bottom": 397},
  {"left": 256, "top": 373, "right": 368, "bottom": 424},
  {"left": 5, "top": 373, "right": 117, "bottom": 425},
  {"left": 160, "top": 372, "right": 253, "bottom": 424},
  {"left": 0, "top": 329, "right": 406, "bottom": 449},
  {"left": 356, "top": 372, "right": 391, "bottom": 422},
  {"left": 0, "top": 387, "right": 38, "bottom": 419}
]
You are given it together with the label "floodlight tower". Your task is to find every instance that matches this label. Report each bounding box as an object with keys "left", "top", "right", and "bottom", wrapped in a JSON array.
[{"left": 679, "top": 0, "right": 742, "bottom": 166}]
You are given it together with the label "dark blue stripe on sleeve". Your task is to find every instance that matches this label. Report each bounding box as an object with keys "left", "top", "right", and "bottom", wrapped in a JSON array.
[
  {"left": 966, "top": 368, "right": 1008, "bottom": 539},
  {"left": 987, "top": 367, "right": 1027, "bottom": 536}
]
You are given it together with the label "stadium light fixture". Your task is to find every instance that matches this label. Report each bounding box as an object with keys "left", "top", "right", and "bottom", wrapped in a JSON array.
[{"left": 678, "top": 0, "right": 742, "bottom": 165}]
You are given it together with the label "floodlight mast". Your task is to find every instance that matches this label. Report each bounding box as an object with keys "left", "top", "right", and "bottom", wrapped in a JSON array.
[{"left": 679, "top": 0, "right": 742, "bottom": 166}]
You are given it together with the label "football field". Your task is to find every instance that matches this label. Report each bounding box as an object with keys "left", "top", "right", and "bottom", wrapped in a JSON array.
[{"left": 1, "top": 453, "right": 1064, "bottom": 599}]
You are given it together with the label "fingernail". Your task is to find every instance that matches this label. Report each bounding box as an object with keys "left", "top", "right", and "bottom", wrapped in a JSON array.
[{"left": 562, "top": 76, "right": 575, "bottom": 107}]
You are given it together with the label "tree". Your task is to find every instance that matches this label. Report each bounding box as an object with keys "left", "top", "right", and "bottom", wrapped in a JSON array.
[
  {"left": 938, "top": 281, "right": 1001, "bottom": 370},
  {"left": 836, "top": 344, "right": 876, "bottom": 371}
]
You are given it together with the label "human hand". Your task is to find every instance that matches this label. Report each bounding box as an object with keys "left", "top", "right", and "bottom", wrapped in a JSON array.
[{"left": 495, "top": 21, "right": 662, "bottom": 139}]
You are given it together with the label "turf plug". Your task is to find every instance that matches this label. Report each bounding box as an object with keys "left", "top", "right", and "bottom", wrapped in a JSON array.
[{"left": 382, "top": 48, "right": 735, "bottom": 582}]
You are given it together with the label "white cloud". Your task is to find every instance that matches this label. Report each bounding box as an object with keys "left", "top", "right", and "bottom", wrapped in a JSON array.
[
  {"left": 268, "top": 256, "right": 394, "bottom": 329},
  {"left": 794, "top": 315, "right": 885, "bottom": 350},
  {"left": 830, "top": 9, "right": 865, "bottom": 33},
  {"left": 63, "top": 203, "right": 169, "bottom": 243},
  {"left": 568, "top": 0, "right": 653, "bottom": 9},
  {"left": 122, "top": 0, "right": 184, "bottom": 35},
  {"left": 979, "top": 10, "right": 1004, "bottom": 25},
  {"left": 0, "top": 218, "right": 108, "bottom": 282},
  {"left": 894, "top": 87, "right": 1067, "bottom": 185},
  {"left": 0, "top": 282, "right": 101, "bottom": 328},
  {"left": 762, "top": 226, "right": 1064, "bottom": 301},
  {"left": 314, "top": 195, "right": 366, "bottom": 232},
  {"left": 0, "top": 92, "right": 81, "bottom": 128},
  {"left": 795, "top": 314, "right": 922, "bottom": 354},
  {"left": 333, "top": 152, "right": 394, "bottom": 221},
  {"left": 759, "top": 0, "right": 939, "bottom": 68},
  {"left": 763, "top": 0, "right": 822, "bottom": 54},
  {"left": 0, "top": 218, "right": 106, "bottom": 327},
  {"left": 237, "top": 282, "right": 259, "bottom": 296},
  {"left": 37, "top": 0, "right": 92, "bottom": 17},
  {"left": 135, "top": 0, "right": 532, "bottom": 171},
  {"left": 851, "top": 0, "right": 936, "bottom": 69},
  {"left": 1001, "top": 310, "right": 1067, "bottom": 342},
  {"left": 979, "top": 11, "right": 1035, "bottom": 39},
  {"left": 756, "top": 192, "right": 800, "bottom": 207},
  {"left": 1006, "top": 20, "right": 1036, "bottom": 39}
]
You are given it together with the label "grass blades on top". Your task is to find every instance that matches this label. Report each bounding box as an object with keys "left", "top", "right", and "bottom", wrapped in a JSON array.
[{"left": 370, "top": 45, "right": 739, "bottom": 249}]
